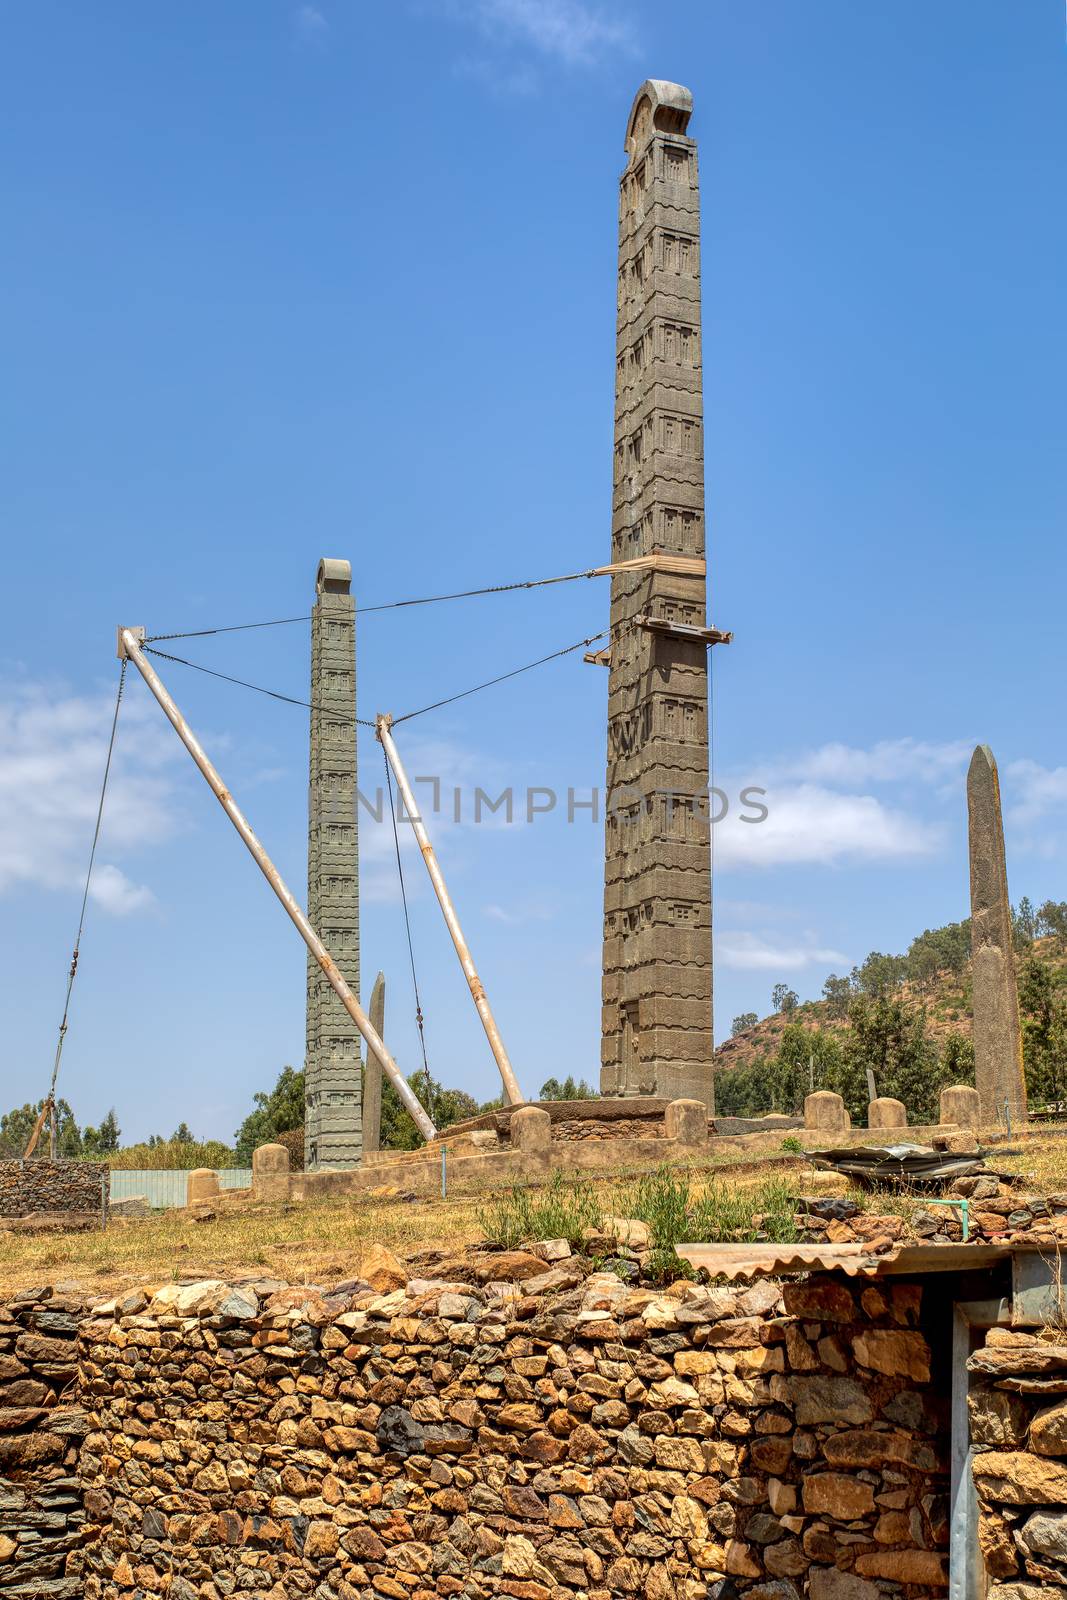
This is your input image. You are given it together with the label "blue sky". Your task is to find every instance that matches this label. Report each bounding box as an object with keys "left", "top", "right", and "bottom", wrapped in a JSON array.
[{"left": 1, "top": 1, "right": 1064, "bottom": 1143}]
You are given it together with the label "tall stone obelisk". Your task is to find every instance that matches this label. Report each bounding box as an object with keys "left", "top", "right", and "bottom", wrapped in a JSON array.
[
  {"left": 601, "top": 81, "right": 714, "bottom": 1108},
  {"left": 968, "top": 744, "right": 1027, "bottom": 1127},
  {"left": 305, "top": 559, "right": 362, "bottom": 1170}
]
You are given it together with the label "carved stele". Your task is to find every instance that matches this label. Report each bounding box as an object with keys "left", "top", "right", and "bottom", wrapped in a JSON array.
[
  {"left": 305, "top": 559, "right": 362, "bottom": 1171},
  {"left": 362, "top": 970, "right": 385, "bottom": 1161},
  {"left": 967, "top": 744, "right": 1027, "bottom": 1127},
  {"left": 600, "top": 81, "right": 713, "bottom": 1107}
]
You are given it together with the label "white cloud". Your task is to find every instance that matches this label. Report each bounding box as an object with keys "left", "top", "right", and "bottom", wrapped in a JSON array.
[
  {"left": 294, "top": 5, "right": 328, "bottom": 33},
  {"left": 1005, "top": 759, "right": 1067, "bottom": 829},
  {"left": 440, "top": 0, "right": 636, "bottom": 79},
  {"left": 474, "top": 0, "right": 635, "bottom": 64},
  {"left": 715, "top": 784, "right": 943, "bottom": 868},
  {"left": 779, "top": 738, "right": 972, "bottom": 788},
  {"left": 717, "top": 931, "right": 850, "bottom": 973},
  {"left": 0, "top": 680, "right": 182, "bottom": 916}
]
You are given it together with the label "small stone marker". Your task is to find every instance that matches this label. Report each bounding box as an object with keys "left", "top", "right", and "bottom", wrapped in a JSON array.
[
  {"left": 967, "top": 744, "right": 1027, "bottom": 1127},
  {"left": 510, "top": 1106, "right": 551, "bottom": 1168},
  {"left": 804, "top": 1091, "right": 849, "bottom": 1134},
  {"left": 186, "top": 1169, "right": 220, "bottom": 1206},
  {"left": 868, "top": 1098, "right": 907, "bottom": 1131},
  {"left": 252, "top": 1143, "right": 290, "bottom": 1203},
  {"left": 664, "top": 1098, "right": 708, "bottom": 1146},
  {"left": 940, "top": 1084, "right": 981, "bottom": 1130}
]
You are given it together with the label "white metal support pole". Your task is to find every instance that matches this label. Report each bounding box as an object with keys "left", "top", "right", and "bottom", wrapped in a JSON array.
[
  {"left": 117, "top": 627, "right": 437, "bottom": 1142},
  {"left": 376, "top": 714, "right": 524, "bottom": 1107}
]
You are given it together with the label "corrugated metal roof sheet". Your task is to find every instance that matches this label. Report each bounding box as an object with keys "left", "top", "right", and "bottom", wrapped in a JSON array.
[{"left": 676, "top": 1241, "right": 1016, "bottom": 1280}]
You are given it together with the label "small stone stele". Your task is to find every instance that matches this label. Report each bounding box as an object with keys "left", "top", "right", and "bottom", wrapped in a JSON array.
[
  {"left": 941, "top": 1084, "right": 981, "bottom": 1130},
  {"left": 664, "top": 1099, "right": 708, "bottom": 1146},
  {"left": 804, "top": 1091, "right": 848, "bottom": 1134},
  {"left": 252, "top": 1143, "right": 290, "bottom": 1203},
  {"left": 868, "top": 1097, "right": 907, "bottom": 1131},
  {"left": 510, "top": 1106, "right": 551, "bottom": 1168},
  {"left": 186, "top": 1169, "right": 220, "bottom": 1206}
]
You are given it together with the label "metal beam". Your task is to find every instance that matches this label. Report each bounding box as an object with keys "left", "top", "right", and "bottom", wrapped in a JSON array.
[{"left": 117, "top": 627, "right": 437, "bottom": 1143}]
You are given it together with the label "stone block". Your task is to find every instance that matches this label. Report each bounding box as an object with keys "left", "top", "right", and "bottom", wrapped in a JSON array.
[
  {"left": 511, "top": 1107, "right": 551, "bottom": 1169},
  {"left": 186, "top": 1169, "right": 220, "bottom": 1206},
  {"left": 252, "top": 1143, "right": 291, "bottom": 1203},
  {"left": 941, "top": 1084, "right": 981, "bottom": 1129},
  {"left": 664, "top": 1098, "right": 708, "bottom": 1146},
  {"left": 804, "top": 1091, "right": 848, "bottom": 1134},
  {"left": 867, "top": 1097, "right": 906, "bottom": 1130}
]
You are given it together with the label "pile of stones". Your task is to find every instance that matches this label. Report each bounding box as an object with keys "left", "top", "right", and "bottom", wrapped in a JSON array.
[
  {"left": 797, "top": 1192, "right": 1067, "bottom": 1252},
  {"left": 970, "top": 1326, "right": 1067, "bottom": 1596}
]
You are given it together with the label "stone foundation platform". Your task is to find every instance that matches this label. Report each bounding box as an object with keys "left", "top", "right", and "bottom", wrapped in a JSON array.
[{"left": 245, "top": 1085, "right": 986, "bottom": 1206}]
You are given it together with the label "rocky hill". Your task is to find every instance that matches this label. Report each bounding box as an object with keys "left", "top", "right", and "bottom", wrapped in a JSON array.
[{"left": 714, "top": 934, "right": 1066, "bottom": 1074}]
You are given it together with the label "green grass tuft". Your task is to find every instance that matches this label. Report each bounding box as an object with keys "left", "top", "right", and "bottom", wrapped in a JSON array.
[{"left": 476, "top": 1170, "right": 603, "bottom": 1249}]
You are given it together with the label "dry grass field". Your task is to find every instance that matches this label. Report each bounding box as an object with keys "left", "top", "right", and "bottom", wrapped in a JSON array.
[
  {"left": 2, "top": 1130, "right": 1065, "bottom": 1298},
  {"left": 0, "top": 1148, "right": 800, "bottom": 1296}
]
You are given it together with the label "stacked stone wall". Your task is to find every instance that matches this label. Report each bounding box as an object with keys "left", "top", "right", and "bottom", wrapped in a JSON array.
[
  {"left": 970, "top": 1323, "right": 1067, "bottom": 1596},
  {"left": 71, "top": 1269, "right": 950, "bottom": 1599},
  {"left": 0, "top": 1286, "right": 89, "bottom": 1596},
  {"left": 552, "top": 1118, "right": 662, "bottom": 1144},
  {"left": 0, "top": 1159, "right": 107, "bottom": 1221}
]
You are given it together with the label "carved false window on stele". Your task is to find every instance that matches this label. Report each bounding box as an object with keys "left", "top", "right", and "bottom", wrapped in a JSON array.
[
  {"left": 660, "top": 231, "right": 697, "bottom": 277},
  {"left": 324, "top": 823, "right": 355, "bottom": 845},
  {"left": 659, "top": 597, "right": 702, "bottom": 626},
  {"left": 322, "top": 1038, "right": 358, "bottom": 1059},
  {"left": 663, "top": 146, "right": 690, "bottom": 186},
  {"left": 661, "top": 322, "right": 698, "bottom": 368},
  {"left": 660, "top": 697, "right": 704, "bottom": 741},
  {"left": 325, "top": 875, "right": 357, "bottom": 898},
  {"left": 318, "top": 772, "right": 354, "bottom": 796},
  {"left": 660, "top": 414, "right": 700, "bottom": 459},
  {"left": 659, "top": 505, "right": 702, "bottom": 554}
]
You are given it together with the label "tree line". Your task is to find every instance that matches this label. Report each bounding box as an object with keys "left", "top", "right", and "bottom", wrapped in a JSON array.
[
  {"left": 0, "top": 1102, "right": 234, "bottom": 1170},
  {"left": 720, "top": 899, "right": 1067, "bottom": 1121},
  {"left": 234, "top": 1067, "right": 600, "bottom": 1162}
]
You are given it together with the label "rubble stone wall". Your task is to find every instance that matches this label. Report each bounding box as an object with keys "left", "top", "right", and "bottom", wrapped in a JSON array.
[
  {"left": 552, "top": 1118, "right": 662, "bottom": 1143},
  {"left": 0, "top": 1158, "right": 107, "bottom": 1220},
  {"left": 970, "top": 1323, "right": 1067, "bottom": 1597},
  {"left": 0, "top": 1286, "right": 90, "bottom": 1597},
  {"left": 72, "top": 1270, "right": 951, "bottom": 1600}
]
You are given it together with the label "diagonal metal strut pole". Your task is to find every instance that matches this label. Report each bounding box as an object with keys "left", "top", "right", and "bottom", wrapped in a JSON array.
[
  {"left": 376, "top": 713, "right": 523, "bottom": 1107},
  {"left": 118, "top": 627, "right": 437, "bottom": 1142}
]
